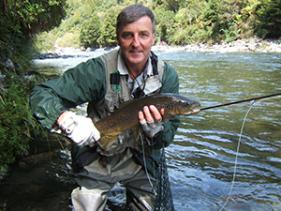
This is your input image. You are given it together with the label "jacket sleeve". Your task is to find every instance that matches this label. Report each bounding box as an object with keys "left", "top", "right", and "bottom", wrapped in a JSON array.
[
  {"left": 29, "top": 58, "right": 106, "bottom": 129},
  {"left": 150, "top": 62, "right": 180, "bottom": 149}
]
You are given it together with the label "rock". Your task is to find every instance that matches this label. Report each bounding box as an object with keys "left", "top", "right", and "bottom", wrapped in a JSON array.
[
  {"left": 33, "top": 52, "right": 60, "bottom": 59},
  {"left": 153, "top": 38, "right": 281, "bottom": 53},
  {"left": 1, "top": 58, "right": 15, "bottom": 72},
  {"left": 0, "top": 74, "right": 5, "bottom": 91},
  {"left": 18, "top": 151, "right": 57, "bottom": 168}
]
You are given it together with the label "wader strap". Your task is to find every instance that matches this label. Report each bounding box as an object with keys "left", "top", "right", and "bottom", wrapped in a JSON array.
[
  {"left": 110, "top": 71, "right": 121, "bottom": 93},
  {"left": 151, "top": 51, "right": 159, "bottom": 76}
]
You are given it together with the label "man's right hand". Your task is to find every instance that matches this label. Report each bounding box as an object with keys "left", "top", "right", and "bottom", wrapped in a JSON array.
[{"left": 57, "top": 111, "right": 100, "bottom": 146}]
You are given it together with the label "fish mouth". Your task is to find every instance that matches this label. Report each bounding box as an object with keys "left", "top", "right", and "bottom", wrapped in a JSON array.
[
  {"left": 192, "top": 107, "right": 201, "bottom": 113},
  {"left": 183, "top": 106, "right": 201, "bottom": 115}
]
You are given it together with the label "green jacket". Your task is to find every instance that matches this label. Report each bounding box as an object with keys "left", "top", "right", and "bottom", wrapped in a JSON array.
[{"left": 30, "top": 49, "right": 179, "bottom": 171}]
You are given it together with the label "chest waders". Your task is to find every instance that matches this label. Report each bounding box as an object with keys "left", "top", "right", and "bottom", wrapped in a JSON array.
[{"left": 72, "top": 49, "right": 175, "bottom": 211}]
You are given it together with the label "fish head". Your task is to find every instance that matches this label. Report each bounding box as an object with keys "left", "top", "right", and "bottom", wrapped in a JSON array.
[{"left": 165, "top": 94, "right": 201, "bottom": 116}]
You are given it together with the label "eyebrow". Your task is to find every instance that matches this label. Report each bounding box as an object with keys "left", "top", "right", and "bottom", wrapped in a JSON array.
[{"left": 121, "top": 30, "right": 151, "bottom": 35}]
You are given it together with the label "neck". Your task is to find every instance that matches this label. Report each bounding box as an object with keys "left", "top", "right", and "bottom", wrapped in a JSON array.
[
  {"left": 129, "top": 69, "right": 141, "bottom": 80},
  {"left": 125, "top": 61, "right": 147, "bottom": 80}
]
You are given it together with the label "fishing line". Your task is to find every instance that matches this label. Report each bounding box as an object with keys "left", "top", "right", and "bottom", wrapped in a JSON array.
[
  {"left": 140, "top": 134, "right": 157, "bottom": 195},
  {"left": 218, "top": 100, "right": 256, "bottom": 211}
]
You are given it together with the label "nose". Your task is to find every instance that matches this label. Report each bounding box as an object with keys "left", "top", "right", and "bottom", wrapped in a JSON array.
[{"left": 132, "top": 34, "right": 140, "bottom": 47}]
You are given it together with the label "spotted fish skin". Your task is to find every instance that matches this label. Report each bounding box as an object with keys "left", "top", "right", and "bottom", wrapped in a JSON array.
[{"left": 94, "top": 93, "right": 200, "bottom": 146}]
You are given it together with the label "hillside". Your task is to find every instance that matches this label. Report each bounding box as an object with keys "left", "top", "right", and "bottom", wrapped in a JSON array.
[{"left": 34, "top": 0, "right": 281, "bottom": 52}]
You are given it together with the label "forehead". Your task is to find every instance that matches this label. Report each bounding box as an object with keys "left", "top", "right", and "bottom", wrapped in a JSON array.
[{"left": 119, "top": 16, "right": 154, "bottom": 33}]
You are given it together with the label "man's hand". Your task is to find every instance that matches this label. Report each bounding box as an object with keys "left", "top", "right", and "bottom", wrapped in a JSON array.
[
  {"left": 57, "top": 111, "right": 100, "bottom": 146},
  {"left": 138, "top": 105, "right": 164, "bottom": 138}
]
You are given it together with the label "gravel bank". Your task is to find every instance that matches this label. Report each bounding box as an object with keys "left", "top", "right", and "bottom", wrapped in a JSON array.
[{"left": 152, "top": 38, "right": 281, "bottom": 53}]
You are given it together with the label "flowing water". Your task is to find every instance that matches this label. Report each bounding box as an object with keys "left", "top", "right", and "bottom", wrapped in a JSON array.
[
  {"left": 1, "top": 49, "right": 281, "bottom": 211},
  {"left": 160, "top": 51, "right": 281, "bottom": 211}
]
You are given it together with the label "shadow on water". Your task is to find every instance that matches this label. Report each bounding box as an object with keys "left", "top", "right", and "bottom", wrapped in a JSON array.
[
  {"left": 1, "top": 50, "right": 281, "bottom": 211},
  {"left": 0, "top": 149, "right": 126, "bottom": 211},
  {"left": 0, "top": 150, "right": 74, "bottom": 210}
]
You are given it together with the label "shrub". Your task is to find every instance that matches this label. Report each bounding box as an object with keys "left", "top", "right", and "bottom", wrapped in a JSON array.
[
  {"left": 153, "top": 6, "right": 175, "bottom": 43},
  {"left": 80, "top": 14, "right": 101, "bottom": 48},
  {"left": 255, "top": 0, "right": 281, "bottom": 38},
  {"left": 0, "top": 75, "right": 48, "bottom": 174},
  {"left": 97, "top": 7, "right": 121, "bottom": 47},
  {"left": 33, "top": 31, "right": 58, "bottom": 52},
  {"left": 56, "top": 30, "right": 81, "bottom": 48}
]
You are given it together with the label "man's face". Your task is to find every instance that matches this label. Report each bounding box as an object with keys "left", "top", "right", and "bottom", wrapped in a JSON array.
[{"left": 117, "top": 16, "right": 155, "bottom": 70}]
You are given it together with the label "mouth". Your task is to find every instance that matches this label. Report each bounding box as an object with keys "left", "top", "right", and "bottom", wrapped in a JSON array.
[
  {"left": 192, "top": 107, "right": 201, "bottom": 113},
  {"left": 129, "top": 50, "right": 142, "bottom": 55},
  {"left": 183, "top": 106, "right": 200, "bottom": 115}
]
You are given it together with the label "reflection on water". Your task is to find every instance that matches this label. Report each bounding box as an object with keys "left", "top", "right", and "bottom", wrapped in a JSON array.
[{"left": 1, "top": 50, "right": 281, "bottom": 210}]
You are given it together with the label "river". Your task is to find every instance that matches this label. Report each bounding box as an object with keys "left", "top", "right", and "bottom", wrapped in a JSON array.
[{"left": 1, "top": 48, "right": 281, "bottom": 211}]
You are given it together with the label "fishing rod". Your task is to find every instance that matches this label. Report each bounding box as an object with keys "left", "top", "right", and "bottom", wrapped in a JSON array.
[{"left": 200, "top": 92, "right": 281, "bottom": 111}]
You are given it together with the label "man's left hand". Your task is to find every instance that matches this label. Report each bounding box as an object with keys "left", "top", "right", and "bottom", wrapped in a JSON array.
[{"left": 138, "top": 105, "right": 164, "bottom": 138}]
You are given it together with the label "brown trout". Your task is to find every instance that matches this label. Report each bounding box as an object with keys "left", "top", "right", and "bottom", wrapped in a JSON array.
[{"left": 94, "top": 93, "right": 200, "bottom": 150}]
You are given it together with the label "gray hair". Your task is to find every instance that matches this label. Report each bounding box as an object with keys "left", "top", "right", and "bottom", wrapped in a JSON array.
[{"left": 116, "top": 4, "right": 156, "bottom": 36}]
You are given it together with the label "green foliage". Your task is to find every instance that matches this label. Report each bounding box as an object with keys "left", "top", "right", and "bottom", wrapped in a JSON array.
[
  {"left": 0, "top": 74, "right": 48, "bottom": 172},
  {"left": 57, "top": 30, "right": 81, "bottom": 48},
  {"left": 16, "top": 0, "right": 66, "bottom": 34},
  {"left": 36, "top": 0, "right": 120, "bottom": 49},
  {"left": 97, "top": 7, "right": 121, "bottom": 47},
  {"left": 0, "top": 0, "right": 65, "bottom": 173},
  {"left": 33, "top": 31, "right": 58, "bottom": 52},
  {"left": 80, "top": 15, "right": 101, "bottom": 48},
  {"left": 170, "top": 1, "right": 212, "bottom": 44},
  {"left": 153, "top": 6, "right": 175, "bottom": 43},
  {"left": 34, "top": 0, "right": 281, "bottom": 49},
  {"left": 255, "top": 0, "right": 281, "bottom": 38},
  {"left": 239, "top": 0, "right": 260, "bottom": 38},
  {"left": 1, "top": 0, "right": 66, "bottom": 36},
  {"left": 0, "top": 0, "right": 66, "bottom": 66}
]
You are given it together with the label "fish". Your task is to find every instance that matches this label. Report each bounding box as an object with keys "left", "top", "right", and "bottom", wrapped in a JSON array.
[{"left": 94, "top": 93, "right": 201, "bottom": 151}]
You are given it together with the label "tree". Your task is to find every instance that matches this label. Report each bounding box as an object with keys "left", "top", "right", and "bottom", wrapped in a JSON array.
[
  {"left": 255, "top": 0, "right": 281, "bottom": 38},
  {"left": 0, "top": 0, "right": 66, "bottom": 68},
  {"left": 80, "top": 14, "right": 101, "bottom": 48},
  {"left": 98, "top": 7, "right": 122, "bottom": 46},
  {"left": 154, "top": 6, "right": 175, "bottom": 43}
]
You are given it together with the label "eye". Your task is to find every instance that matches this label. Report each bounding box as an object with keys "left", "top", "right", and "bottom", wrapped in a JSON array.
[
  {"left": 121, "top": 32, "right": 133, "bottom": 39},
  {"left": 139, "top": 31, "right": 150, "bottom": 39}
]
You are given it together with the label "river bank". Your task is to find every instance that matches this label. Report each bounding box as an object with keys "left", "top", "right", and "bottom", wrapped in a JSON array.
[
  {"left": 152, "top": 38, "right": 281, "bottom": 53},
  {"left": 44, "top": 38, "right": 281, "bottom": 58}
]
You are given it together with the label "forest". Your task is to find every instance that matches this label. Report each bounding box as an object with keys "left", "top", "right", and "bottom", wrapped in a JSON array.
[
  {"left": 0, "top": 0, "right": 281, "bottom": 176},
  {"left": 35, "top": 0, "right": 281, "bottom": 50}
]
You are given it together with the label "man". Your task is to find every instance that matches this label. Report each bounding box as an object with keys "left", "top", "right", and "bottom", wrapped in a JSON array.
[{"left": 30, "top": 4, "right": 179, "bottom": 211}]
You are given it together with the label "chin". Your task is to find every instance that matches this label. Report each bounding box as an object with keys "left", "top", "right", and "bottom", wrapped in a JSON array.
[{"left": 127, "top": 56, "right": 145, "bottom": 65}]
